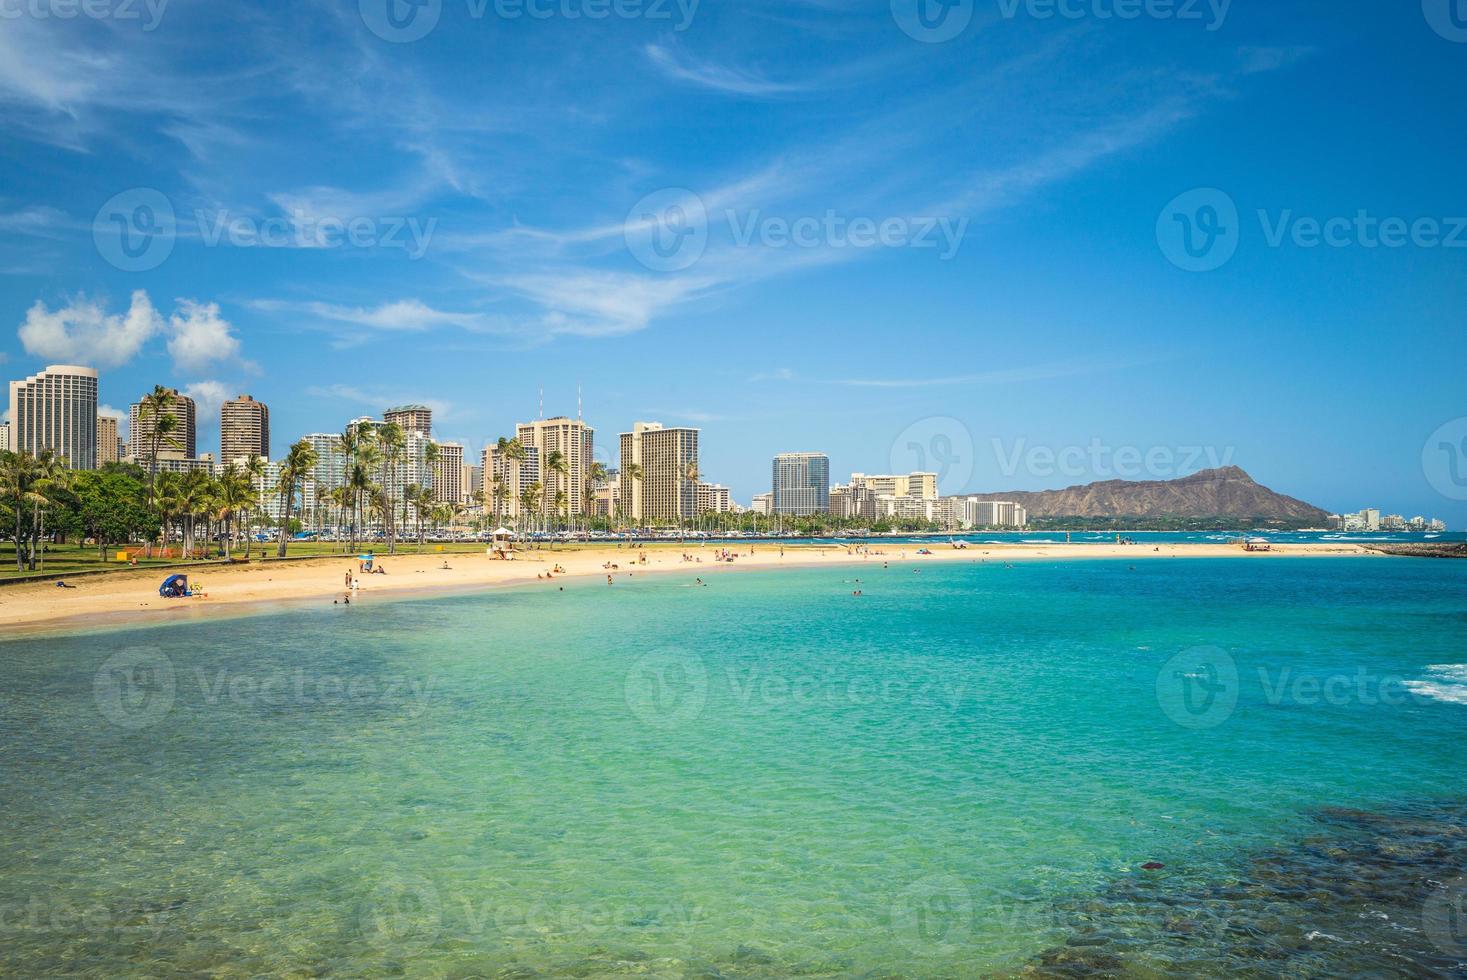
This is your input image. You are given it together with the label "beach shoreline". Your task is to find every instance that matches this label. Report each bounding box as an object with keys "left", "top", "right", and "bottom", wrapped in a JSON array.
[{"left": 0, "top": 540, "right": 1388, "bottom": 639}]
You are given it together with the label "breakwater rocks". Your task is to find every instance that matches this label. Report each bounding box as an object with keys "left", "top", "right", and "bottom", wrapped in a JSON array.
[
  {"left": 1367, "top": 543, "right": 1467, "bottom": 559},
  {"left": 1015, "top": 799, "right": 1467, "bottom": 977}
]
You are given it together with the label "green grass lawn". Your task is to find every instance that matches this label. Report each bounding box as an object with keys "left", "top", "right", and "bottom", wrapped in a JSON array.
[{"left": 0, "top": 540, "right": 499, "bottom": 583}]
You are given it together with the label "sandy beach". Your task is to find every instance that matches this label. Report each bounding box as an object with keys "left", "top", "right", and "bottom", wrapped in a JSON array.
[{"left": 0, "top": 540, "right": 1385, "bottom": 637}]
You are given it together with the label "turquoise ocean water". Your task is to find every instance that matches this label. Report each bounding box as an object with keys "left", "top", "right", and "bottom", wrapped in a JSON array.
[{"left": 2, "top": 557, "right": 1466, "bottom": 977}]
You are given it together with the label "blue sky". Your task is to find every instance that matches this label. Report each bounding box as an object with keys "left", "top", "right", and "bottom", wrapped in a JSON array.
[{"left": 2, "top": 0, "right": 1465, "bottom": 523}]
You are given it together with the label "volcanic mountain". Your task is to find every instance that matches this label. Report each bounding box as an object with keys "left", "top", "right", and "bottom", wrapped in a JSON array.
[{"left": 973, "top": 466, "right": 1330, "bottom": 522}]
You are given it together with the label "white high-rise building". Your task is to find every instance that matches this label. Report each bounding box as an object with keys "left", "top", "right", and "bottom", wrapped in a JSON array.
[
  {"left": 0, "top": 421, "right": 10, "bottom": 452},
  {"left": 772, "top": 453, "right": 830, "bottom": 515},
  {"left": 302, "top": 433, "right": 346, "bottom": 531},
  {"left": 9, "top": 364, "right": 98, "bottom": 469}
]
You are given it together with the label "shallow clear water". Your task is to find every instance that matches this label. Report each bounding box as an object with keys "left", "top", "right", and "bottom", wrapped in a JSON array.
[{"left": 2, "top": 558, "right": 1466, "bottom": 977}]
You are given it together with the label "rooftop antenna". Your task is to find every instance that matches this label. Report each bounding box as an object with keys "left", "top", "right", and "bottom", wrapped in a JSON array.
[
  {"left": 538, "top": 386, "right": 544, "bottom": 421},
  {"left": 577, "top": 383, "right": 582, "bottom": 421}
]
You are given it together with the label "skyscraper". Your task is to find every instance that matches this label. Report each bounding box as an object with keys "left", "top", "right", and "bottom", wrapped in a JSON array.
[
  {"left": 516, "top": 416, "right": 596, "bottom": 517},
  {"left": 384, "top": 405, "right": 432, "bottom": 438},
  {"left": 221, "top": 394, "right": 270, "bottom": 464},
  {"left": 772, "top": 453, "right": 830, "bottom": 515},
  {"left": 8, "top": 365, "right": 98, "bottom": 470},
  {"left": 129, "top": 388, "right": 197, "bottom": 462},
  {"left": 97, "top": 415, "right": 121, "bottom": 466},
  {"left": 0, "top": 421, "right": 11, "bottom": 452},
  {"left": 618, "top": 421, "right": 699, "bottom": 522},
  {"left": 433, "top": 441, "right": 464, "bottom": 504}
]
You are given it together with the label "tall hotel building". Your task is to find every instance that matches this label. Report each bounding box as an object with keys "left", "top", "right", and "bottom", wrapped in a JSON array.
[
  {"left": 221, "top": 394, "right": 270, "bottom": 464},
  {"left": 516, "top": 416, "right": 595, "bottom": 517},
  {"left": 8, "top": 365, "right": 98, "bottom": 470},
  {"left": 384, "top": 405, "right": 432, "bottom": 439},
  {"left": 0, "top": 421, "right": 9, "bottom": 452},
  {"left": 618, "top": 421, "right": 699, "bottom": 522},
  {"left": 129, "top": 389, "right": 197, "bottom": 461},
  {"left": 772, "top": 453, "right": 830, "bottom": 515},
  {"left": 97, "top": 415, "right": 122, "bottom": 466},
  {"left": 433, "top": 441, "right": 465, "bottom": 505}
]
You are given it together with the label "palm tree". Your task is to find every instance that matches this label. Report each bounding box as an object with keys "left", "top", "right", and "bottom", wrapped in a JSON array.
[
  {"left": 542, "top": 450, "right": 567, "bottom": 528},
  {"left": 554, "top": 490, "right": 569, "bottom": 533},
  {"left": 683, "top": 461, "right": 701, "bottom": 536},
  {"left": 621, "top": 462, "right": 643, "bottom": 531},
  {"left": 583, "top": 461, "right": 608, "bottom": 536},
  {"left": 215, "top": 467, "right": 254, "bottom": 559},
  {"left": 491, "top": 478, "right": 509, "bottom": 529},
  {"left": 376, "top": 422, "right": 405, "bottom": 553},
  {"left": 276, "top": 439, "right": 318, "bottom": 558},
  {"left": 236, "top": 455, "right": 267, "bottom": 558},
  {"left": 519, "top": 484, "right": 540, "bottom": 536},
  {"left": 137, "top": 385, "right": 181, "bottom": 508}
]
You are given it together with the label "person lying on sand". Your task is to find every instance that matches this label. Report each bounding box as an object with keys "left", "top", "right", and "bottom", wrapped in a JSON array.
[{"left": 55, "top": 580, "right": 77, "bottom": 589}]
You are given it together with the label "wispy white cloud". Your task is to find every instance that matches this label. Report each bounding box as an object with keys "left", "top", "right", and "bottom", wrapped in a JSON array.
[{"left": 644, "top": 43, "right": 812, "bottom": 98}]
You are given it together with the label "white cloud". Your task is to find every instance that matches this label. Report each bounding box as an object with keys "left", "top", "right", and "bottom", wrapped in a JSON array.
[
  {"left": 182, "top": 381, "right": 230, "bottom": 425},
  {"left": 18, "top": 290, "right": 163, "bottom": 368},
  {"left": 167, "top": 300, "right": 243, "bottom": 373},
  {"left": 644, "top": 43, "right": 810, "bottom": 98}
]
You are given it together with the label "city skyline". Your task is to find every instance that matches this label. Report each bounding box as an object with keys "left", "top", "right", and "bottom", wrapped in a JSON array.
[{"left": 3, "top": 359, "right": 1462, "bottom": 527}]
